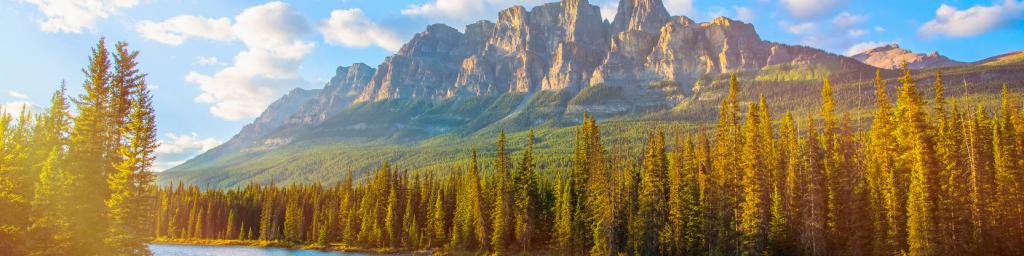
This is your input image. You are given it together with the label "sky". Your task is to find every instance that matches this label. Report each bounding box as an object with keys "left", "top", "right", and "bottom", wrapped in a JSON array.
[{"left": 1, "top": 0, "right": 1022, "bottom": 171}]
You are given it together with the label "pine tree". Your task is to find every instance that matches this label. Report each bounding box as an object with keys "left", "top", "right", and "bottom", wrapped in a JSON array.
[
  {"left": 514, "top": 129, "right": 539, "bottom": 251},
  {"left": 740, "top": 103, "right": 770, "bottom": 255},
  {"left": 586, "top": 119, "right": 616, "bottom": 256},
  {"left": 898, "top": 66, "right": 943, "bottom": 256},
  {"left": 105, "top": 41, "right": 156, "bottom": 255},
  {"left": 491, "top": 130, "right": 513, "bottom": 253},
  {"left": 284, "top": 195, "right": 305, "bottom": 243},
  {"left": 66, "top": 38, "right": 116, "bottom": 255},
  {"left": 27, "top": 150, "right": 74, "bottom": 255},
  {"left": 866, "top": 69, "right": 901, "bottom": 255},
  {"left": 711, "top": 73, "right": 742, "bottom": 254},
  {"left": 803, "top": 115, "right": 828, "bottom": 256},
  {"left": 225, "top": 210, "right": 237, "bottom": 240},
  {"left": 639, "top": 129, "right": 669, "bottom": 255},
  {"left": 259, "top": 188, "right": 276, "bottom": 241},
  {"left": 993, "top": 84, "right": 1023, "bottom": 253}
]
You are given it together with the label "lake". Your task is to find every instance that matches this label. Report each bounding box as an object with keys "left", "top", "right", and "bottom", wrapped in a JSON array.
[{"left": 148, "top": 244, "right": 376, "bottom": 256}]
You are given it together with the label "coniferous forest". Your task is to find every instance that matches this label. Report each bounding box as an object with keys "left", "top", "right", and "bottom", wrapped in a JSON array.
[
  {"left": 4, "top": 39, "right": 1024, "bottom": 256},
  {"left": 0, "top": 39, "right": 158, "bottom": 255},
  {"left": 151, "top": 69, "right": 1024, "bottom": 255}
]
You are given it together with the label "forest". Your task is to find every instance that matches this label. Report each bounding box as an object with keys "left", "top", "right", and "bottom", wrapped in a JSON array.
[
  {"left": 0, "top": 39, "right": 158, "bottom": 255},
  {"left": 152, "top": 69, "right": 1024, "bottom": 255}
]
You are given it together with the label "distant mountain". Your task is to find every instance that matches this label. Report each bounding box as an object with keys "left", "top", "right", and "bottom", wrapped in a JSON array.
[
  {"left": 976, "top": 50, "right": 1024, "bottom": 66},
  {"left": 160, "top": 0, "right": 1023, "bottom": 187},
  {"left": 851, "top": 44, "right": 965, "bottom": 70}
]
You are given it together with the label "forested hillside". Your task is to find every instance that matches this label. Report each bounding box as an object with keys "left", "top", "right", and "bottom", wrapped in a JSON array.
[
  {"left": 159, "top": 0, "right": 1024, "bottom": 187},
  {"left": 156, "top": 69, "right": 1024, "bottom": 255}
]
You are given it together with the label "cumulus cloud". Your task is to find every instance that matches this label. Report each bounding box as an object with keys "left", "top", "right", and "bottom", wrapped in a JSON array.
[
  {"left": 196, "top": 56, "right": 224, "bottom": 66},
  {"left": 319, "top": 9, "right": 404, "bottom": 52},
  {"left": 919, "top": 0, "right": 1024, "bottom": 38},
  {"left": 138, "top": 2, "right": 315, "bottom": 120},
  {"left": 779, "top": 0, "right": 847, "bottom": 19},
  {"left": 664, "top": 0, "right": 697, "bottom": 17},
  {"left": 844, "top": 41, "right": 892, "bottom": 56},
  {"left": 135, "top": 15, "right": 234, "bottom": 46},
  {"left": 733, "top": 6, "right": 755, "bottom": 22},
  {"left": 832, "top": 12, "right": 866, "bottom": 27},
  {"left": 22, "top": 0, "right": 139, "bottom": 33},
  {"left": 1, "top": 101, "right": 44, "bottom": 116},
  {"left": 783, "top": 21, "right": 818, "bottom": 34},
  {"left": 8, "top": 91, "right": 29, "bottom": 100},
  {"left": 155, "top": 132, "right": 223, "bottom": 171}
]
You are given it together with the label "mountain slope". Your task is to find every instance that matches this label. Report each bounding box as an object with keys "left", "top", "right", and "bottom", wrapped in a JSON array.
[{"left": 160, "top": 0, "right": 1021, "bottom": 187}]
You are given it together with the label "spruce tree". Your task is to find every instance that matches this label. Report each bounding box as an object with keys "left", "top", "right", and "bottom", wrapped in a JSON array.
[
  {"left": 66, "top": 38, "right": 116, "bottom": 255},
  {"left": 740, "top": 103, "right": 769, "bottom": 255}
]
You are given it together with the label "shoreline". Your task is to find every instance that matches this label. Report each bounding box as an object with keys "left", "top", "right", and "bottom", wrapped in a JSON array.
[{"left": 150, "top": 239, "right": 435, "bottom": 255}]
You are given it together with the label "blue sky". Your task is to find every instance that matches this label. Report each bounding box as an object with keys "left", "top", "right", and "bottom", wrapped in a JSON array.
[{"left": 2, "top": 0, "right": 1022, "bottom": 170}]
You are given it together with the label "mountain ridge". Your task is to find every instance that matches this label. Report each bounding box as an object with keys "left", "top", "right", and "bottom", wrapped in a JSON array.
[
  {"left": 851, "top": 43, "right": 965, "bottom": 70},
  {"left": 163, "top": 0, "right": 1023, "bottom": 184}
]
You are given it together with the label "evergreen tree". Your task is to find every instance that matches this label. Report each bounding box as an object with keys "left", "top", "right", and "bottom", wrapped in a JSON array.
[
  {"left": 639, "top": 129, "right": 669, "bottom": 255},
  {"left": 514, "top": 129, "right": 539, "bottom": 251},
  {"left": 898, "top": 67, "right": 942, "bottom": 256},
  {"left": 491, "top": 130, "right": 513, "bottom": 253},
  {"left": 740, "top": 103, "right": 770, "bottom": 255}
]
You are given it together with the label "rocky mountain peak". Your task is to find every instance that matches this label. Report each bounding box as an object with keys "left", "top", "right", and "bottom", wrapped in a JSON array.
[
  {"left": 399, "top": 24, "right": 463, "bottom": 58},
  {"left": 611, "top": 0, "right": 670, "bottom": 34},
  {"left": 852, "top": 44, "right": 964, "bottom": 70}
]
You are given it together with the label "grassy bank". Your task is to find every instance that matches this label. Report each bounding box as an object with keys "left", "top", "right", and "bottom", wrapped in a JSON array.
[{"left": 151, "top": 238, "right": 435, "bottom": 254}]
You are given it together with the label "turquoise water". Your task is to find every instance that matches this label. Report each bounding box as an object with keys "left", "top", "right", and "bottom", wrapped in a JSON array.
[{"left": 148, "top": 244, "right": 374, "bottom": 256}]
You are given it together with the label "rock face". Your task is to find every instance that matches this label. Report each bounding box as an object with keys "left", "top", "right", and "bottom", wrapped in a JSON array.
[
  {"left": 851, "top": 44, "right": 965, "bottom": 70},
  {"left": 286, "top": 63, "right": 374, "bottom": 127},
  {"left": 354, "top": 0, "right": 865, "bottom": 102},
  {"left": 199, "top": 0, "right": 873, "bottom": 158}
]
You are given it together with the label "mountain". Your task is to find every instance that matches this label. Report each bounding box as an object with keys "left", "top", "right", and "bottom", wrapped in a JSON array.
[
  {"left": 851, "top": 43, "right": 965, "bottom": 70},
  {"left": 161, "top": 0, "right": 1022, "bottom": 187},
  {"left": 976, "top": 50, "right": 1024, "bottom": 66}
]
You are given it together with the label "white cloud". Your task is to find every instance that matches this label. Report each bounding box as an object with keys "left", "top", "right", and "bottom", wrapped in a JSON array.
[
  {"left": 665, "top": 0, "right": 697, "bottom": 17},
  {"left": 845, "top": 41, "right": 892, "bottom": 56},
  {"left": 155, "top": 132, "right": 223, "bottom": 172},
  {"left": 874, "top": 26, "right": 886, "bottom": 32},
  {"left": 832, "top": 12, "right": 866, "bottom": 27},
  {"left": 779, "top": 0, "right": 847, "bottom": 19},
  {"left": 847, "top": 29, "right": 867, "bottom": 37},
  {"left": 783, "top": 21, "right": 818, "bottom": 34},
  {"left": 8, "top": 91, "right": 29, "bottom": 100},
  {"left": 319, "top": 9, "right": 404, "bottom": 52},
  {"left": 23, "top": 0, "right": 139, "bottom": 33},
  {"left": 141, "top": 2, "right": 316, "bottom": 120},
  {"left": 1, "top": 101, "right": 44, "bottom": 116},
  {"left": 196, "top": 56, "right": 224, "bottom": 66},
  {"left": 401, "top": 0, "right": 550, "bottom": 26},
  {"left": 733, "top": 6, "right": 755, "bottom": 22},
  {"left": 919, "top": 0, "right": 1024, "bottom": 38},
  {"left": 157, "top": 132, "right": 222, "bottom": 155},
  {"left": 135, "top": 15, "right": 233, "bottom": 46}
]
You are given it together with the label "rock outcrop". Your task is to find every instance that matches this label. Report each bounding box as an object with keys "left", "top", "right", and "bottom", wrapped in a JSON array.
[
  {"left": 851, "top": 44, "right": 965, "bottom": 70},
  {"left": 286, "top": 63, "right": 374, "bottom": 126},
  {"left": 204, "top": 0, "right": 874, "bottom": 157}
]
